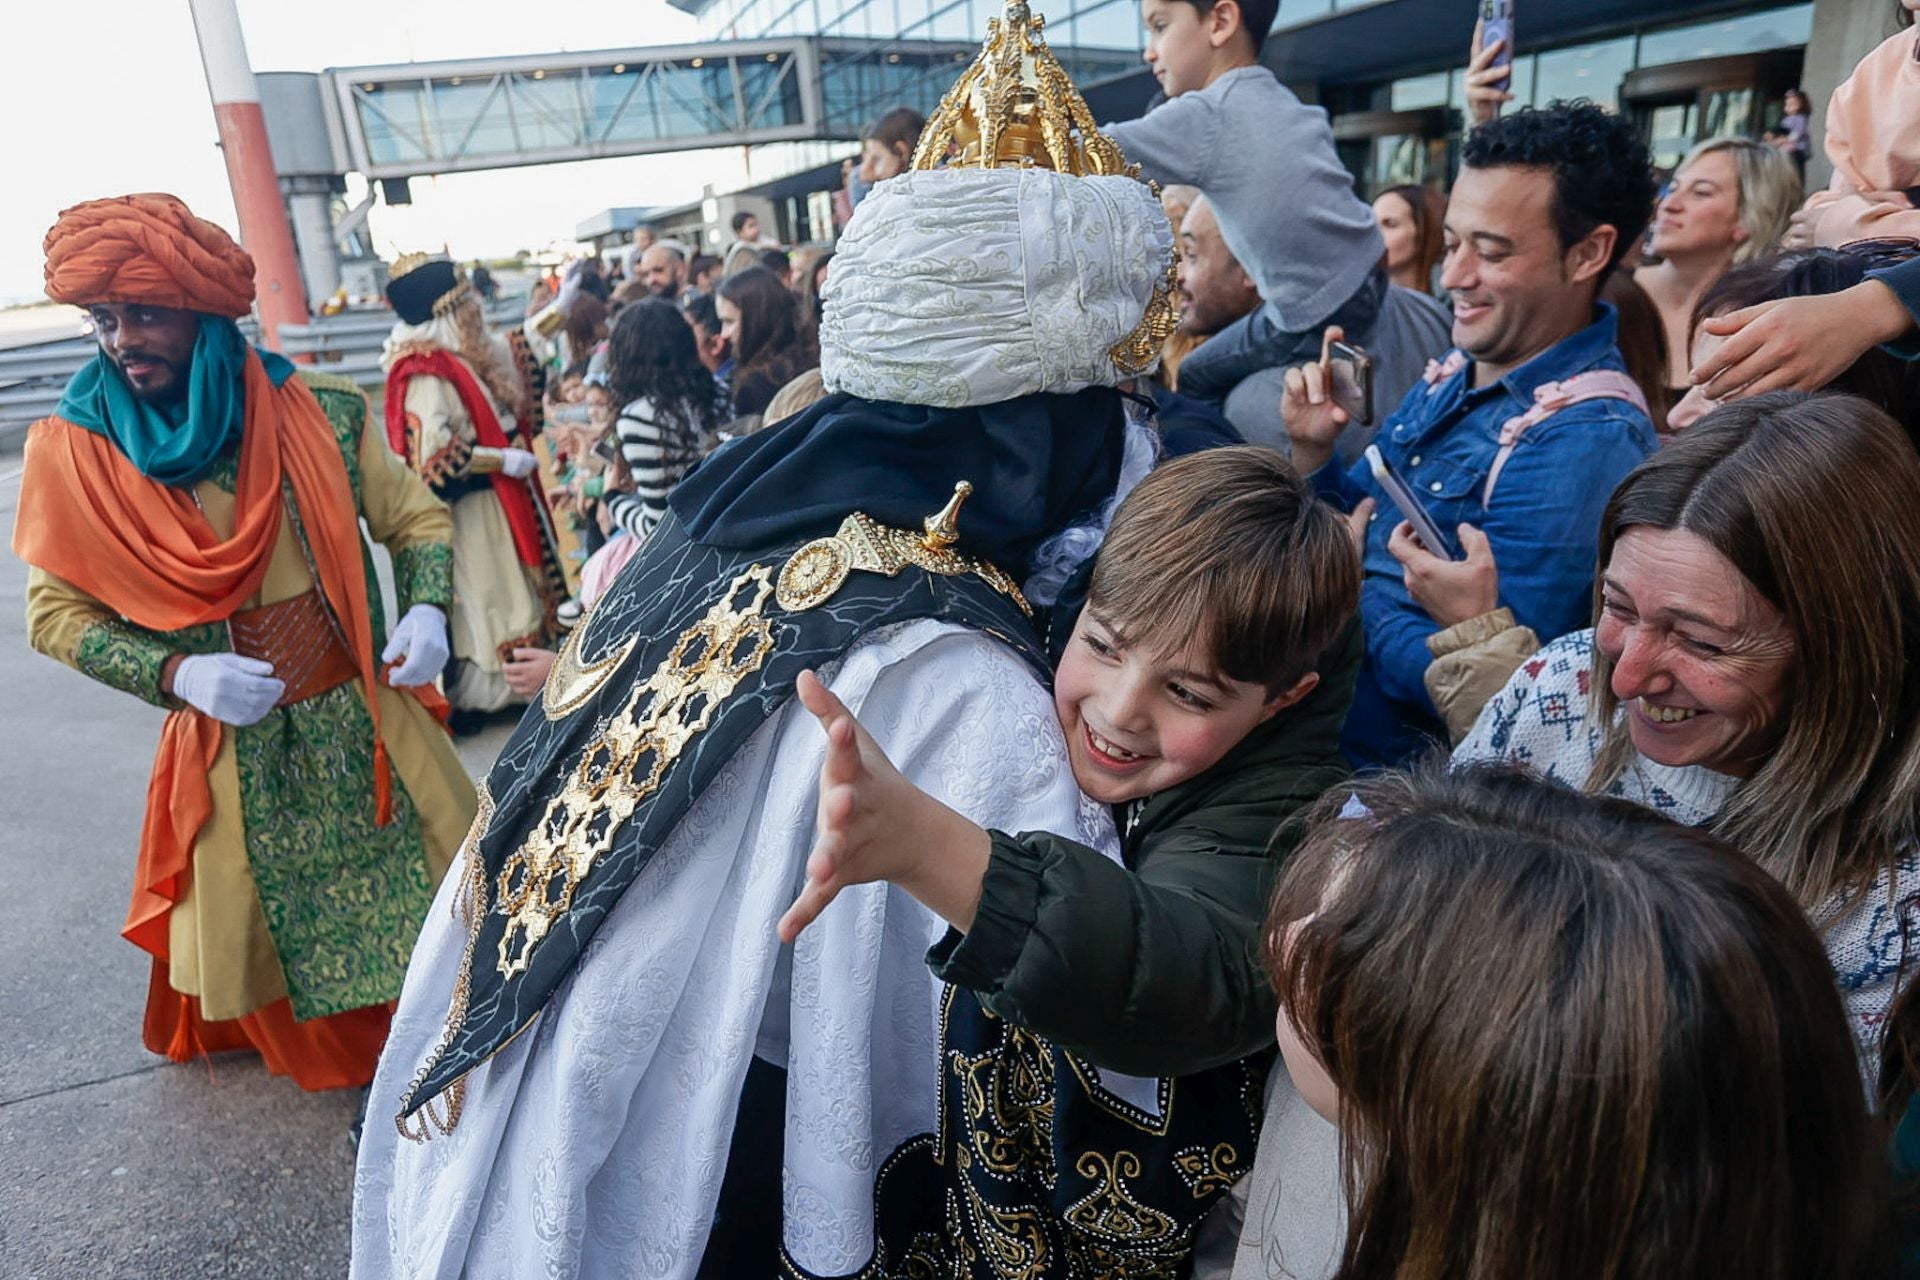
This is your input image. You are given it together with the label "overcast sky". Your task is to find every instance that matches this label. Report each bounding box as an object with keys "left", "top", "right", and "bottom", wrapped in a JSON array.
[{"left": 0, "top": 0, "right": 753, "bottom": 304}]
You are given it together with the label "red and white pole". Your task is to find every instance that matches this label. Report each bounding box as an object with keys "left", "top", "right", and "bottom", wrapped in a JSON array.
[{"left": 188, "top": 0, "right": 310, "bottom": 348}]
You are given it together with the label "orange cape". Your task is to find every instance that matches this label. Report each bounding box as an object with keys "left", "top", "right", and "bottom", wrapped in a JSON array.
[{"left": 13, "top": 355, "right": 401, "bottom": 964}]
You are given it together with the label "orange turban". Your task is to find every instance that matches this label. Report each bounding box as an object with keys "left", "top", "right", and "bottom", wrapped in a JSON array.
[{"left": 44, "top": 194, "right": 257, "bottom": 318}]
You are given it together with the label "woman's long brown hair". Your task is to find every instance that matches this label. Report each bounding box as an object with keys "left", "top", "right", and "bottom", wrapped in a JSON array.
[
  {"left": 1267, "top": 763, "right": 1884, "bottom": 1280},
  {"left": 1586, "top": 392, "right": 1920, "bottom": 916},
  {"left": 717, "top": 265, "right": 809, "bottom": 377}
]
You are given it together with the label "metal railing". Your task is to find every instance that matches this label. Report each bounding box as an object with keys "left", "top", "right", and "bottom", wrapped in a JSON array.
[{"left": 0, "top": 300, "right": 525, "bottom": 439}]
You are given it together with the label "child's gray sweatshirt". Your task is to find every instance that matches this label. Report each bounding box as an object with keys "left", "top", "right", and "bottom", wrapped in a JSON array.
[{"left": 1107, "top": 66, "right": 1385, "bottom": 332}]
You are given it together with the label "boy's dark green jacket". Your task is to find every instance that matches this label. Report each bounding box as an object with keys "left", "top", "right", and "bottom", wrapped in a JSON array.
[{"left": 926, "top": 621, "right": 1361, "bottom": 1078}]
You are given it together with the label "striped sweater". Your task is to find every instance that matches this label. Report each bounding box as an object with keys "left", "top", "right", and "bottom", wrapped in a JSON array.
[{"left": 601, "top": 391, "right": 721, "bottom": 541}]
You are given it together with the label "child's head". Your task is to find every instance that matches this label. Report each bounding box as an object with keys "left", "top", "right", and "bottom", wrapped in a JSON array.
[
  {"left": 557, "top": 360, "right": 590, "bottom": 404},
  {"left": 859, "top": 106, "right": 926, "bottom": 183},
  {"left": 1140, "top": 0, "right": 1275, "bottom": 97},
  {"left": 1265, "top": 764, "right": 1882, "bottom": 1280},
  {"left": 1056, "top": 445, "right": 1358, "bottom": 804}
]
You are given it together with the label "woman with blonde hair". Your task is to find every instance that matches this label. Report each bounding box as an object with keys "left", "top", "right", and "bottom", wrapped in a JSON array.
[{"left": 1635, "top": 138, "right": 1802, "bottom": 397}]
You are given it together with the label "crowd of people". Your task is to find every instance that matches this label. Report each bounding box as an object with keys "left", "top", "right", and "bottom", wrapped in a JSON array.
[{"left": 20, "top": 0, "right": 1920, "bottom": 1276}]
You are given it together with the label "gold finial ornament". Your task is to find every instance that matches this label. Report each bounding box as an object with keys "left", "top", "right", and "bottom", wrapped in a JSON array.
[
  {"left": 911, "top": 0, "right": 1137, "bottom": 177},
  {"left": 389, "top": 251, "right": 435, "bottom": 282},
  {"left": 922, "top": 481, "right": 973, "bottom": 551}
]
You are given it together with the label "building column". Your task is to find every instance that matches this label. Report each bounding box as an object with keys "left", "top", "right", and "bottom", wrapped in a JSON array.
[
  {"left": 1798, "top": 0, "right": 1901, "bottom": 192},
  {"left": 284, "top": 177, "right": 342, "bottom": 306},
  {"left": 188, "top": 0, "right": 311, "bottom": 346}
]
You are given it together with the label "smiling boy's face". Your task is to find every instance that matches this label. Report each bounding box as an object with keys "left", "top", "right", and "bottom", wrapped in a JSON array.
[{"left": 1052, "top": 609, "right": 1299, "bottom": 804}]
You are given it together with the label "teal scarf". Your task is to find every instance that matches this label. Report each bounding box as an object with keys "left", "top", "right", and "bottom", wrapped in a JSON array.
[{"left": 57, "top": 315, "right": 296, "bottom": 486}]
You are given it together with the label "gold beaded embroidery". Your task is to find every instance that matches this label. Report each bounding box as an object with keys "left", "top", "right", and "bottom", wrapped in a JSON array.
[
  {"left": 540, "top": 602, "right": 641, "bottom": 721},
  {"left": 494, "top": 565, "right": 777, "bottom": 979},
  {"left": 1171, "top": 1142, "right": 1243, "bottom": 1199},
  {"left": 1064, "top": 1151, "right": 1178, "bottom": 1243},
  {"left": 774, "top": 481, "right": 1031, "bottom": 617}
]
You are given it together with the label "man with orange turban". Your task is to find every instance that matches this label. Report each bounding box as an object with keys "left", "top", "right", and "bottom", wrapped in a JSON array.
[{"left": 13, "top": 193, "right": 477, "bottom": 1092}]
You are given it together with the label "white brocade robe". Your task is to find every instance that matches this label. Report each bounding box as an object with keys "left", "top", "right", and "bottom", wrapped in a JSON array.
[{"left": 351, "top": 618, "right": 1112, "bottom": 1279}]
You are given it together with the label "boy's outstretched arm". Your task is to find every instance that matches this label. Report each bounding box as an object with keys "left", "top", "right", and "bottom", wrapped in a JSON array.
[
  {"left": 779, "top": 678, "right": 1305, "bottom": 1078},
  {"left": 777, "top": 669, "right": 994, "bottom": 942}
]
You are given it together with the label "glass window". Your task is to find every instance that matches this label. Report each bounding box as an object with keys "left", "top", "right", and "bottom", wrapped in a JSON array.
[
  {"left": 1390, "top": 70, "right": 1449, "bottom": 111},
  {"left": 1506, "top": 53, "right": 1537, "bottom": 110},
  {"left": 1637, "top": 3, "right": 1814, "bottom": 69},
  {"left": 1441, "top": 55, "right": 1536, "bottom": 113},
  {"left": 1070, "top": 0, "right": 1144, "bottom": 51},
  {"left": 1371, "top": 133, "right": 1426, "bottom": 190},
  {"left": 929, "top": 0, "right": 974, "bottom": 40},
  {"left": 1274, "top": 0, "right": 1331, "bottom": 32},
  {"left": 1702, "top": 86, "right": 1756, "bottom": 139},
  {"left": 1531, "top": 35, "right": 1635, "bottom": 110},
  {"left": 1645, "top": 100, "right": 1698, "bottom": 170}
]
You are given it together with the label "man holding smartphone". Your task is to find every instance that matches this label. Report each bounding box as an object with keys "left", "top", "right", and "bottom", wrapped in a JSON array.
[{"left": 1283, "top": 102, "right": 1658, "bottom": 768}]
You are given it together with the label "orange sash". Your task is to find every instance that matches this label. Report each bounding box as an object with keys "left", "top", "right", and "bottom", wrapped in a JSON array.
[{"left": 14, "top": 354, "right": 397, "bottom": 962}]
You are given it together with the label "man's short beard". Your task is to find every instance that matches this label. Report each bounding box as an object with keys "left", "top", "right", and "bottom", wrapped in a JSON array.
[{"left": 118, "top": 355, "right": 192, "bottom": 405}]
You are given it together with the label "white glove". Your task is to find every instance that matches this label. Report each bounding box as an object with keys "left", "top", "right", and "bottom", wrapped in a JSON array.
[
  {"left": 501, "top": 447, "right": 539, "bottom": 479},
  {"left": 382, "top": 604, "right": 451, "bottom": 687},
  {"left": 172, "top": 653, "right": 285, "bottom": 726}
]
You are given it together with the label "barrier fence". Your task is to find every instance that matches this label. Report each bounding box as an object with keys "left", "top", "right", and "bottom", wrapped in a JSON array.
[{"left": 0, "top": 299, "right": 526, "bottom": 440}]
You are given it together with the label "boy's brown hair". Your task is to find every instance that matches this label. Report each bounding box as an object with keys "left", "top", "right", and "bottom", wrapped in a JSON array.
[
  {"left": 1166, "top": 0, "right": 1279, "bottom": 55},
  {"left": 1087, "top": 445, "right": 1358, "bottom": 695}
]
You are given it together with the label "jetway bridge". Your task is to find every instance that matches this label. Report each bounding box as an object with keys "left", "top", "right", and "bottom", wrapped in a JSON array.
[{"left": 258, "top": 34, "right": 1034, "bottom": 301}]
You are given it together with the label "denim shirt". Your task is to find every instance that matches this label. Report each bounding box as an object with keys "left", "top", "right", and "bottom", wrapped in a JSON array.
[{"left": 1313, "top": 304, "right": 1657, "bottom": 767}]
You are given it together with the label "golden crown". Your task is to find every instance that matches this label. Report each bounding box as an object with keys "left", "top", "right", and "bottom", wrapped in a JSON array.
[
  {"left": 389, "top": 251, "right": 437, "bottom": 282},
  {"left": 389, "top": 252, "right": 473, "bottom": 319},
  {"left": 910, "top": 0, "right": 1179, "bottom": 373},
  {"left": 912, "top": 0, "right": 1136, "bottom": 176}
]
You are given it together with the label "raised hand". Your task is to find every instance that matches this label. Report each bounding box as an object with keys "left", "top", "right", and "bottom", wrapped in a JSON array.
[
  {"left": 776, "top": 670, "right": 992, "bottom": 943},
  {"left": 1464, "top": 18, "right": 1514, "bottom": 128},
  {"left": 1281, "top": 325, "right": 1353, "bottom": 477}
]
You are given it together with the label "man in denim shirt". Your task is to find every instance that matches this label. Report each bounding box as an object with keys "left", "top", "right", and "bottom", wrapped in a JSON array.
[{"left": 1285, "top": 103, "right": 1659, "bottom": 767}]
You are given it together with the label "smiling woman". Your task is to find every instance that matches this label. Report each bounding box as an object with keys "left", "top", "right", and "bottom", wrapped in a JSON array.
[{"left": 1457, "top": 390, "right": 1920, "bottom": 1075}]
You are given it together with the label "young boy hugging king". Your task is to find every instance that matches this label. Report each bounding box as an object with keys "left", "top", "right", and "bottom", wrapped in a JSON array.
[{"left": 779, "top": 444, "right": 1362, "bottom": 1275}]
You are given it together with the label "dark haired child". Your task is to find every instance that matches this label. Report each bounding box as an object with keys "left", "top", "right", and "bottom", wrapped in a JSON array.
[
  {"left": 1102, "top": 0, "right": 1387, "bottom": 402},
  {"left": 778, "top": 445, "right": 1363, "bottom": 1273},
  {"left": 1250, "top": 764, "right": 1884, "bottom": 1280}
]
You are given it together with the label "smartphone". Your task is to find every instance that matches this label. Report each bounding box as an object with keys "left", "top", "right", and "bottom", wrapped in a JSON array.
[
  {"left": 1365, "top": 445, "right": 1459, "bottom": 560},
  {"left": 1326, "top": 339, "right": 1375, "bottom": 427},
  {"left": 1481, "top": 0, "right": 1515, "bottom": 94},
  {"left": 590, "top": 434, "right": 621, "bottom": 464}
]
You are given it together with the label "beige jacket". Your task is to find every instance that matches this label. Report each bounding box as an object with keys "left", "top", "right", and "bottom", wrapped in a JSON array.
[{"left": 1424, "top": 608, "right": 1541, "bottom": 744}]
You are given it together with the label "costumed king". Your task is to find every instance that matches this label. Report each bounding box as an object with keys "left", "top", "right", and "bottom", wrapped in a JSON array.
[
  {"left": 381, "top": 256, "right": 566, "bottom": 727},
  {"left": 15, "top": 195, "right": 478, "bottom": 1091},
  {"left": 349, "top": 2, "right": 1184, "bottom": 1272}
]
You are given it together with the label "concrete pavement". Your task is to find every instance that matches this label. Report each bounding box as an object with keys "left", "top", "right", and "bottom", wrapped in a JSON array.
[{"left": 0, "top": 436, "right": 514, "bottom": 1278}]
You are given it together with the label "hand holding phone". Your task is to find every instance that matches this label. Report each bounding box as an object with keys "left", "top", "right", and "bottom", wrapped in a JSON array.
[
  {"left": 1365, "top": 445, "right": 1460, "bottom": 561},
  {"left": 1325, "top": 336, "right": 1375, "bottom": 427},
  {"left": 1466, "top": 3, "right": 1517, "bottom": 127},
  {"left": 1479, "top": 0, "right": 1514, "bottom": 93}
]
